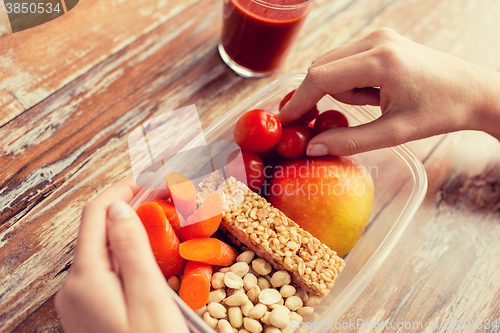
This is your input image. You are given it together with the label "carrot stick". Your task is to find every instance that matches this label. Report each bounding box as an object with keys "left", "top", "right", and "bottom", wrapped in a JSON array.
[
  {"left": 136, "top": 202, "right": 186, "bottom": 278},
  {"left": 179, "top": 238, "right": 238, "bottom": 266},
  {"left": 181, "top": 192, "right": 223, "bottom": 241},
  {"left": 179, "top": 261, "right": 213, "bottom": 310},
  {"left": 166, "top": 172, "right": 197, "bottom": 219},
  {"left": 152, "top": 198, "right": 183, "bottom": 240}
]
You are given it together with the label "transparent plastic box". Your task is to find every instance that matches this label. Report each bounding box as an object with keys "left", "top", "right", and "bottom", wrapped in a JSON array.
[{"left": 129, "top": 73, "right": 427, "bottom": 333}]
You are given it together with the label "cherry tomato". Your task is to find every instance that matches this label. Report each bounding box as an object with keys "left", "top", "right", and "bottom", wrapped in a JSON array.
[
  {"left": 279, "top": 90, "right": 295, "bottom": 110},
  {"left": 313, "top": 110, "right": 348, "bottom": 135},
  {"left": 257, "top": 147, "right": 281, "bottom": 165},
  {"left": 275, "top": 123, "right": 313, "bottom": 159},
  {"left": 225, "top": 150, "right": 265, "bottom": 193},
  {"left": 234, "top": 109, "right": 282, "bottom": 153},
  {"left": 279, "top": 90, "right": 319, "bottom": 124}
]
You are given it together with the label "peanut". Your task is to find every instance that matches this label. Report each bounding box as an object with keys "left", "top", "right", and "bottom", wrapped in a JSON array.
[
  {"left": 224, "top": 293, "right": 249, "bottom": 306},
  {"left": 231, "top": 262, "right": 250, "bottom": 278},
  {"left": 208, "top": 302, "right": 227, "bottom": 319},
  {"left": 167, "top": 276, "right": 180, "bottom": 291},
  {"left": 260, "top": 311, "right": 272, "bottom": 326},
  {"left": 248, "top": 303, "right": 267, "bottom": 320},
  {"left": 305, "top": 295, "right": 321, "bottom": 307},
  {"left": 289, "top": 312, "right": 303, "bottom": 323},
  {"left": 284, "top": 296, "right": 303, "bottom": 311},
  {"left": 228, "top": 307, "right": 243, "bottom": 328},
  {"left": 208, "top": 289, "right": 226, "bottom": 303},
  {"left": 218, "top": 319, "right": 233, "bottom": 333},
  {"left": 259, "top": 288, "right": 282, "bottom": 305},
  {"left": 225, "top": 272, "right": 244, "bottom": 289},
  {"left": 212, "top": 272, "right": 225, "bottom": 289},
  {"left": 296, "top": 306, "right": 314, "bottom": 317},
  {"left": 203, "top": 311, "right": 218, "bottom": 329},
  {"left": 241, "top": 300, "right": 254, "bottom": 317},
  {"left": 243, "top": 273, "right": 258, "bottom": 291},
  {"left": 270, "top": 307, "right": 289, "bottom": 329},
  {"left": 270, "top": 270, "right": 291, "bottom": 288},
  {"left": 247, "top": 285, "right": 261, "bottom": 304},
  {"left": 237, "top": 251, "right": 255, "bottom": 264},
  {"left": 195, "top": 305, "right": 207, "bottom": 316},
  {"left": 243, "top": 317, "right": 263, "bottom": 333},
  {"left": 252, "top": 259, "right": 272, "bottom": 275},
  {"left": 279, "top": 285, "right": 296, "bottom": 298},
  {"left": 257, "top": 276, "right": 271, "bottom": 290}
]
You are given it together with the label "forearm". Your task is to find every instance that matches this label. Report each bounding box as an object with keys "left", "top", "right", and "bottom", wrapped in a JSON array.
[{"left": 471, "top": 67, "right": 500, "bottom": 140}]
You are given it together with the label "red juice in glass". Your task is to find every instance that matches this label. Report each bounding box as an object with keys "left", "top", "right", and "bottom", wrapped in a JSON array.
[{"left": 219, "top": 0, "right": 313, "bottom": 77}]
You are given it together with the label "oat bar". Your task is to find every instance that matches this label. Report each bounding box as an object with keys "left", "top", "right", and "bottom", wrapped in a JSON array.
[{"left": 216, "top": 177, "right": 345, "bottom": 296}]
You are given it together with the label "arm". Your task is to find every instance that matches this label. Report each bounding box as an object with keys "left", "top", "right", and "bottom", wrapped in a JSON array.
[
  {"left": 279, "top": 28, "right": 500, "bottom": 156},
  {"left": 55, "top": 177, "right": 190, "bottom": 333}
]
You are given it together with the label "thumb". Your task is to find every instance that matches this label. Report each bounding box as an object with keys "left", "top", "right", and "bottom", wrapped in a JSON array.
[
  {"left": 306, "top": 115, "right": 410, "bottom": 156},
  {"left": 107, "top": 200, "right": 163, "bottom": 284}
]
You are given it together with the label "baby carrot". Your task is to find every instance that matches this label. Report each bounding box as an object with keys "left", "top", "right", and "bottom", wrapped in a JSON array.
[
  {"left": 179, "top": 238, "right": 238, "bottom": 266},
  {"left": 166, "top": 172, "right": 197, "bottom": 219},
  {"left": 179, "top": 261, "right": 213, "bottom": 310},
  {"left": 152, "top": 198, "right": 183, "bottom": 240},
  {"left": 181, "top": 192, "right": 223, "bottom": 241},
  {"left": 136, "top": 202, "right": 186, "bottom": 278}
]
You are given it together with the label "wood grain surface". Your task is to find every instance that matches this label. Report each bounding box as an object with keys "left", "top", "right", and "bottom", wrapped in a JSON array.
[{"left": 1, "top": 0, "right": 499, "bottom": 332}]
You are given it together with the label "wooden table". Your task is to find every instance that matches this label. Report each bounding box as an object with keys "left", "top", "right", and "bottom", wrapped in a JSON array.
[{"left": 1, "top": 0, "right": 499, "bottom": 331}]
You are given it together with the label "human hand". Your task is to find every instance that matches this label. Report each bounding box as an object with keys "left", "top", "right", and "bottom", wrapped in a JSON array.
[
  {"left": 55, "top": 177, "right": 189, "bottom": 333},
  {"left": 280, "top": 28, "right": 500, "bottom": 156}
]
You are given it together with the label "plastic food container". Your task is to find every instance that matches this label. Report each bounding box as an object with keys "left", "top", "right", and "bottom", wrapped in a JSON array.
[{"left": 129, "top": 73, "right": 427, "bottom": 333}]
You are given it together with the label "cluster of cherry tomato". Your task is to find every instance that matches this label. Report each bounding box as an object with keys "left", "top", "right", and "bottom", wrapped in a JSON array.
[{"left": 228, "top": 90, "right": 348, "bottom": 194}]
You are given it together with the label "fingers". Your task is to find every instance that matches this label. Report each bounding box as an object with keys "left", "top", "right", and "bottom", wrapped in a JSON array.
[
  {"left": 306, "top": 113, "right": 413, "bottom": 156},
  {"left": 332, "top": 87, "right": 381, "bottom": 106},
  {"left": 311, "top": 36, "right": 373, "bottom": 68},
  {"left": 72, "top": 177, "right": 142, "bottom": 271},
  {"left": 106, "top": 200, "right": 166, "bottom": 302},
  {"left": 280, "top": 50, "right": 383, "bottom": 125}
]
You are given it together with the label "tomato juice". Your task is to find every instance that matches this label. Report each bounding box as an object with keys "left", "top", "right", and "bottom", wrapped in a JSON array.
[{"left": 221, "top": 0, "right": 312, "bottom": 75}]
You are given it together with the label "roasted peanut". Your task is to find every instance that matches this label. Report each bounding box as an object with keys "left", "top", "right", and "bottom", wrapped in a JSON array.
[
  {"left": 289, "top": 312, "right": 303, "bottom": 323},
  {"left": 218, "top": 319, "right": 233, "bottom": 333},
  {"left": 237, "top": 251, "right": 255, "bottom": 264},
  {"left": 231, "top": 262, "right": 250, "bottom": 277},
  {"left": 225, "top": 272, "right": 244, "bottom": 289},
  {"left": 228, "top": 307, "right": 243, "bottom": 328},
  {"left": 257, "top": 276, "right": 271, "bottom": 290},
  {"left": 284, "top": 296, "right": 303, "bottom": 311},
  {"left": 195, "top": 305, "right": 207, "bottom": 316},
  {"left": 252, "top": 259, "right": 272, "bottom": 275},
  {"left": 270, "top": 270, "right": 291, "bottom": 288},
  {"left": 208, "top": 302, "right": 227, "bottom": 319},
  {"left": 243, "top": 273, "right": 258, "bottom": 291},
  {"left": 270, "top": 307, "right": 289, "bottom": 329},
  {"left": 224, "top": 293, "right": 249, "bottom": 306},
  {"left": 260, "top": 311, "right": 272, "bottom": 326},
  {"left": 296, "top": 306, "right": 314, "bottom": 317},
  {"left": 203, "top": 311, "right": 218, "bottom": 329},
  {"left": 248, "top": 303, "right": 267, "bottom": 319},
  {"left": 167, "top": 276, "right": 181, "bottom": 291},
  {"left": 212, "top": 272, "right": 225, "bottom": 289},
  {"left": 241, "top": 300, "right": 254, "bottom": 317},
  {"left": 243, "top": 317, "right": 263, "bottom": 333},
  {"left": 305, "top": 295, "right": 321, "bottom": 307},
  {"left": 258, "top": 288, "right": 281, "bottom": 305},
  {"left": 208, "top": 289, "right": 226, "bottom": 303},
  {"left": 247, "top": 285, "right": 261, "bottom": 304},
  {"left": 279, "top": 285, "right": 296, "bottom": 298}
]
